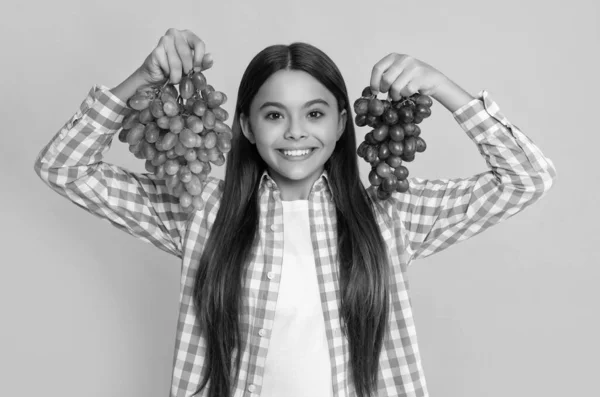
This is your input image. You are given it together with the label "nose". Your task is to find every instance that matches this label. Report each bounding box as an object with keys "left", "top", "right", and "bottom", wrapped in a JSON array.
[{"left": 283, "top": 118, "right": 307, "bottom": 140}]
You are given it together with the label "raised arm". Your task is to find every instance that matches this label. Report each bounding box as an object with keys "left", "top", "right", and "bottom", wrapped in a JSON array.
[
  {"left": 33, "top": 29, "right": 213, "bottom": 258},
  {"left": 369, "top": 53, "right": 557, "bottom": 261}
]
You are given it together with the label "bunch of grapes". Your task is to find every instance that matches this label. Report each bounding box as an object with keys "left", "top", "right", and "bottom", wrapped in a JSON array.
[
  {"left": 354, "top": 87, "right": 433, "bottom": 200},
  {"left": 118, "top": 55, "right": 231, "bottom": 212}
]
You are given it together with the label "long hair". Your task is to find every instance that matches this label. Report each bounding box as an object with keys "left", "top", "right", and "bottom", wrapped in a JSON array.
[{"left": 192, "top": 42, "right": 390, "bottom": 397}]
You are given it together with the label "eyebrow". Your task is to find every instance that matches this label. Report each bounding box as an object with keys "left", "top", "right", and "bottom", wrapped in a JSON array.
[{"left": 258, "top": 99, "right": 330, "bottom": 111}]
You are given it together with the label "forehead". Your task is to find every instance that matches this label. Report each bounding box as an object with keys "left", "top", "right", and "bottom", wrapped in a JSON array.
[{"left": 252, "top": 69, "right": 334, "bottom": 107}]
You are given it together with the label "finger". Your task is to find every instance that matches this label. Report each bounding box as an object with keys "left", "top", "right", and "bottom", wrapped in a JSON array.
[
  {"left": 379, "top": 63, "right": 405, "bottom": 94},
  {"left": 370, "top": 53, "right": 398, "bottom": 95},
  {"left": 162, "top": 36, "right": 183, "bottom": 84},
  {"left": 201, "top": 53, "right": 214, "bottom": 71},
  {"left": 151, "top": 45, "right": 170, "bottom": 81},
  {"left": 181, "top": 30, "right": 206, "bottom": 71},
  {"left": 390, "top": 70, "right": 420, "bottom": 100},
  {"left": 174, "top": 34, "right": 194, "bottom": 75}
]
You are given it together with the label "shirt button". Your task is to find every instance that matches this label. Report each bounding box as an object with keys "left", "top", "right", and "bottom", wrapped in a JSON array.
[
  {"left": 259, "top": 329, "right": 267, "bottom": 337},
  {"left": 266, "top": 181, "right": 273, "bottom": 188},
  {"left": 267, "top": 272, "right": 275, "bottom": 280},
  {"left": 270, "top": 224, "right": 279, "bottom": 232},
  {"left": 248, "top": 384, "right": 256, "bottom": 393}
]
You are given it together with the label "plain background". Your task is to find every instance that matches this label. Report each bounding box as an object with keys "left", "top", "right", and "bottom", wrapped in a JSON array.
[{"left": 1, "top": 0, "right": 597, "bottom": 395}]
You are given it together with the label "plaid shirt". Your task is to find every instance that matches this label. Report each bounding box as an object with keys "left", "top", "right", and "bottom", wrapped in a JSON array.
[{"left": 34, "top": 86, "right": 556, "bottom": 397}]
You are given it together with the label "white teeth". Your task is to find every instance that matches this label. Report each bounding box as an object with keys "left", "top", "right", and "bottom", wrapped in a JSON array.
[{"left": 282, "top": 149, "right": 312, "bottom": 157}]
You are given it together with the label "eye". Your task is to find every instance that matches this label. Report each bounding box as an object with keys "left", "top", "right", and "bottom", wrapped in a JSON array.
[
  {"left": 265, "top": 112, "right": 283, "bottom": 120},
  {"left": 308, "top": 110, "right": 324, "bottom": 119}
]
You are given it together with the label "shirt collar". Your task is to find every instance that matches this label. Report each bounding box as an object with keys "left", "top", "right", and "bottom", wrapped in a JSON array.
[{"left": 258, "top": 169, "right": 334, "bottom": 201}]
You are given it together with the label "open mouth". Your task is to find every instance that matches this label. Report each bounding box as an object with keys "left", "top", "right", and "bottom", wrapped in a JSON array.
[{"left": 277, "top": 148, "right": 317, "bottom": 158}]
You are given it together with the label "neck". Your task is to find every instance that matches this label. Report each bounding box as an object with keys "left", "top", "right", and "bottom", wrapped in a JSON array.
[{"left": 267, "top": 168, "right": 323, "bottom": 201}]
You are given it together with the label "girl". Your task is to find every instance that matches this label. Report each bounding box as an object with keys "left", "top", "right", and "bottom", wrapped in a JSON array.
[{"left": 34, "top": 29, "right": 556, "bottom": 397}]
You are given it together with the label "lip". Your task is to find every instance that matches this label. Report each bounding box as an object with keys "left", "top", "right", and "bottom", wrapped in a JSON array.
[
  {"left": 276, "top": 147, "right": 317, "bottom": 160},
  {"left": 277, "top": 147, "right": 318, "bottom": 151}
]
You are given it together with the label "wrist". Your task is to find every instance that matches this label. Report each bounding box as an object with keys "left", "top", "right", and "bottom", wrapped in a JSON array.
[
  {"left": 110, "top": 68, "right": 148, "bottom": 104},
  {"left": 431, "top": 76, "right": 475, "bottom": 113}
]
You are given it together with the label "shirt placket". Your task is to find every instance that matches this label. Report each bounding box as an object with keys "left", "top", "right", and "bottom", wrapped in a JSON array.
[{"left": 243, "top": 181, "right": 284, "bottom": 397}]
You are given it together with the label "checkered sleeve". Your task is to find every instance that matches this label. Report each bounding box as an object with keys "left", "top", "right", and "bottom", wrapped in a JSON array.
[
  {"left": 392, "top": 90, "right": 557, "bottom": 261},
  {"left": 33, "top": 85, "right": 188, "bottom": 258}
]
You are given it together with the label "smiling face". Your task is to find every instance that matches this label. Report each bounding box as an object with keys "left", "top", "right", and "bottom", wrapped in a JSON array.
[{"left": 240, "top": 69, "right": 347, "bottom": 200}]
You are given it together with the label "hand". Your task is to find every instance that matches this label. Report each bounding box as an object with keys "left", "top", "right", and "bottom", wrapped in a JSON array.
[
  {"left": 370, "top": 53, "right": 449, "bottom": 101},
  {"left": 136, "top": 28, "right": 212, "bottom": 86}
]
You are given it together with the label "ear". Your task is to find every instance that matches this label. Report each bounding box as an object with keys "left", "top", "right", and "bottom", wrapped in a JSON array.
[
  {"left": 336, "top": 109, "right": 347, "bottom": 141},
  {"left": 239, "top": 114, "right": 256, "bottom": 144}
]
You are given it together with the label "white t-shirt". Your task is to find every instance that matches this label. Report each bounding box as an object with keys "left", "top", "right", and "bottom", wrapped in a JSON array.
[{"left": 260, "top": 200, "right": 334, "bottom": 397}]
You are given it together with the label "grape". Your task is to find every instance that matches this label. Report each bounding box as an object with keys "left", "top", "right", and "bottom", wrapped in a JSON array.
[
  {"left": 201, "top": 85, "right": 215, "bottom": 100},
  {"left": 203, "top": 110, "right": 216, "bottom": 130},
  {"left": 188, "top": 159, "right": 204, "bottom": 174},
  {"left": 385, "top": 155, "right": 402, "bottom": 168},
  {"left": 192, "top": 100, "right": 207, "bottom": 117},
  {"left": 122, "top": 111, "right": 141, "bottom": 130},
  {"left": 382, "top": 175, "right": 397, "bottom": 192},
  {"left": 118, "top": 128, "right": 129, "bottom": 143},
  {"left": 151, "top": 152, "right": 167, "bottom": 167},
  {"left": 145, "top": 160, "right": 156, "bottom": 173},
  {"left": 207, "top": 91, "right": 225, "bottom": 109},
  {"left": 383, "top": 108, "right": 399, "bottom": 125},
  {"left": 150, "top": 99, "right": 165, "bottom": 118},
  {"left": 192, "top": 194, "right": 205, "bottom": 210},
  {"left": 396, "top": 179, "right": 409, "bottom": 193},
  {"left": 166, "top": 149, "right": 178, "bottom": 159},
  {"left": 179, "top": 129, "right": 197, "bottom": 149},
  {"left": 368, "top": 169, "right": 382, "bottom": 186},
  {"left": 139, "top": 108, "right": 154, "bottom": 124},
  {"left": 120, "top": 69, "right": 232, "bottom": 211},
  {"left": 127, "top": 123, "right": 145, "bottom": 146},
  {"left": 416, "top": 105, "right": 431, "bottom": 119},
  {"left": 413, "top": 125, "right": 421, "bottom": 137},
  {"left": 185, "top": 175, "right": 204, "bottom": 195},
  {"left": 389, "top": 124, "right": 405, "bottom": 142},
  {"left": 212, "top": 107, "right": 229, "bottom": 122},
  {"left": 155, "top": 164, "right": 166, "bottom": 179},
  {"left": 352, "top": 86, "right": 433, "bottom": 200},
  {"left": 144, "top": 122, "right": 160, "bottom": 143},
  {"left": 355, "top": 114, "right": 368, "bottom": 127},
  {"left": 142, "top": 142, "right": 157, "bottom": 161},
  {"left": 403, "top": 123, "right": 417, "bottom": 137},
  {"left": 404, "top": 137, "right": 416, "bottom": 157},
  {"left": 376, "top": 187, "right": 391, "bottom": 200},
  {"left": 174, "top": 141, "right": 188, "bottom": 156},
  {"left": 354, "top": 98, "right": 369, "bottom": 116},
  {"left": 156, "top": 116, "right": 170, "bottom": 129},
  {"left": 415, "top": 137, "right": 427, "bottom": 153},
  {"left": 372, "top": 125, "right": 389, "bottom": 142},
  {"left": 393, "top": 165, "right": 409, "bottom": 180},
  {"left": 161, "top": 132, "right": 178, "bottom": 151},
  {"left": 378, "top": 143, "right": 390, "bottom": 160},
  {"left": 179, "top": 166, "right": 193, "bottom": 183},
  {"left": 191, "top": 72, "right": 207, "bottom": 91},
  {"left": 364, "top": 132, "right": 377, "bottom": 145},
  {"left": 415, "top": 94, "right": 433, "bottom": 107},
  {"left": 397, "top": 107, "right": 413, "bottom": 123},
  {"left": 129, "top": 94, "right": 151, "bottom": 111},
  {"left": 364, "top": 146, "right": 378, "bottom": 163},
  {"left": 375, "top": 162, "right": 392, "bottom": 179},
  {"left": 212, "top": 153, "right": 226, "bottom": 166},
  {"left": 163, "top": 101, "right": 179, "bottom": 117},
  {"left": 179, "top": 76, "right": 195, "bottom": 100},
  {"left": 217, "top": 135, "right": 232, "bottom": 153},
  {"left": 368, "top": 98, "right": 385, "bottom": 116}
]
